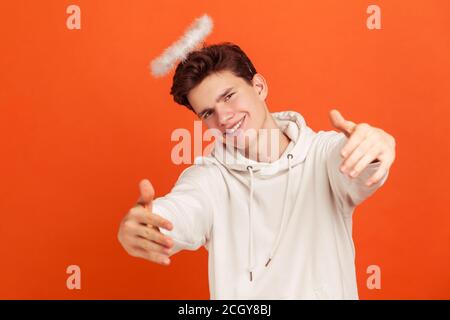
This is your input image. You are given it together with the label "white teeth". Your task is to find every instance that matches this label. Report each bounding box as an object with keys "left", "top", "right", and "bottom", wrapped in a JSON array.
[{"left": 225, "top": 116, "right": 244, "bottom": 135}]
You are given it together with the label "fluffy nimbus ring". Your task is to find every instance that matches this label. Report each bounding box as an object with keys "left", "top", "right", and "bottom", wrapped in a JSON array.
[{"left": 150, "top": 14, "right": 213, "bottom": 78}]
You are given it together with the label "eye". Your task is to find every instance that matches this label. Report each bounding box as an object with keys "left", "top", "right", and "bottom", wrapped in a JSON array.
[
  {"left": 202, "top": 110, "right": 213, "bottom": 120},
  {"left": 224, "top": 92, "right": 234, "bottom": 102}
]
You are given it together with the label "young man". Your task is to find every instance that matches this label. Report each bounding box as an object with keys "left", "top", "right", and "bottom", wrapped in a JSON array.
[{"left": 118, "top": 43, "right": 396, "bottom": 299}]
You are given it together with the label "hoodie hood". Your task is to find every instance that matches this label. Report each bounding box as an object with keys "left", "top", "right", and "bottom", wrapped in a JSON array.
[
  {"left": 197, "top": 110, "right": 316, "bottom": 281},
  {"left": 208, "top": 111, "right": 315, "bottom": 175}
]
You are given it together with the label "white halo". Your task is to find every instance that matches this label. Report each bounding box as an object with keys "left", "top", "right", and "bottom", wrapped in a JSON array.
[{"left": 150, "top": 14, "right": 214, "bottom": 78}]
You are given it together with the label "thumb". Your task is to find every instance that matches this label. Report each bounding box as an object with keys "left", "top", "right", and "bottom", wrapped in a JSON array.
[
  {"left": 136, "top": 179, "right": 155, "bottom": 210},
  {"left": 329, "top": 109, "right": 356, "bottom": 138}
]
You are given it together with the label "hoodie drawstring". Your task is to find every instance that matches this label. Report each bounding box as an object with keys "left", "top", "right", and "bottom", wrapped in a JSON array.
[
  {"left": 246, "top": 153, "right": 293, "bottom": 282},
  {"left": 246, "top": 165, "right": 255, "bottom": 282}
]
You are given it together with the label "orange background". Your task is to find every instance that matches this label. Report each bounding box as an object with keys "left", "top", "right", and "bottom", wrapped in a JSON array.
[{"left": 1, "top": 0, "right": 449, "bottom": 299}]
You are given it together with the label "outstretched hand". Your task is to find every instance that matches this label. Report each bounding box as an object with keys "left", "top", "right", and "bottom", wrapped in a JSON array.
[{"left": 329, "top": 109, "right": 396, "bottom": 186}]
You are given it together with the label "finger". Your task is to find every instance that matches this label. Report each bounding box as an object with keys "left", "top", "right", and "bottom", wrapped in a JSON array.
[
  {"left": 129, "top": 207, "right": 152, "bottom": 225},
  {"left": 340, "top": 123, "right": 372, "bottom": 158},
  {"left": 143, "top": 227, "right": 174, "bottom": 248},
  {"left": 329, "top": 109, "right": 357, "bottom": 138},
  {"left": 133, "top": 223, "right": 173, "bottom": 244},
  {"left": 125, "top": 224, "right": 173, "bottom": 249},
  {"left": 130, "top": 209, "right": 173, "bottom": 231},
  {"left": 136, "top": 179, "right": 155, "bottom": 210},
  {"left": 366, "top": 161, "right": 389, "bottom": 186},
  {"left": 148, "top": 213, "right": 173, "bottom": 231},
  {"left": 348, "top": 145, "right": 382, "bottom": 178},
  {"left": 129, "top": 246, "right": 171, "bottom": 265},
  {"left": 126, "top": 218, "right": 173, "bottom": 247},
  {"left": 340, "top": 136, "right": 376, "bottom": 174},
  {"left": 134, "top": 237, "right": 171, "bottom": 255}
]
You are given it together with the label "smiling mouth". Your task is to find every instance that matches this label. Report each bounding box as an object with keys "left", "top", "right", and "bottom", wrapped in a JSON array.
[{"left": 224, "top": 115, "right": 246, "bottom": 136}]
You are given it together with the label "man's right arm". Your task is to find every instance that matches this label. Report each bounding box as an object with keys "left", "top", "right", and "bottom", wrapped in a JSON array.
[
  {"left": 152, "top": 165, "right": 214, "bottom": 257},
  {"left": 118, "top": 165, "right": 214, "bottom": 265}
]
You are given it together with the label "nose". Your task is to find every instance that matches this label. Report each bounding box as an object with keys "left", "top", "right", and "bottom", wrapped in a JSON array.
[{"left": 218, "top": 111, "right": 234, "bottom": 127}]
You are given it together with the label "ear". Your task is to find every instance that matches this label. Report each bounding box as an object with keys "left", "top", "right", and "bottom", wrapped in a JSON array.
[{"left": 252, "top": 73, "right": 268, "bottom": 100}]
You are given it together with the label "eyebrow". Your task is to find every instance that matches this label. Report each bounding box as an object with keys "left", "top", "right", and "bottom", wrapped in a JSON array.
[{"left": 198, "top": 87, "right": 234, "bottom": 118}]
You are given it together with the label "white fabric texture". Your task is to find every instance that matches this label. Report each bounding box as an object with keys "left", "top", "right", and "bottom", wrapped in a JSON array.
[{"left": 152, "top": 110, "right": 389, "bottom": 299}]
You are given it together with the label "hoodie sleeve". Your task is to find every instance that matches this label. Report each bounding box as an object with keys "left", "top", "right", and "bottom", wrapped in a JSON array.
[
  {"left": 325, "top": 131, "right": 390, "bottom": 211},
  {"left": 151, "top": 165, "right": 214, "bottom": 257}
]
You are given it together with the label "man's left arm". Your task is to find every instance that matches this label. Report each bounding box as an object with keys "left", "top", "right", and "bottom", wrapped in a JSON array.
[{"left": 326, "top": 109, "right": 396, "bottom": 207}]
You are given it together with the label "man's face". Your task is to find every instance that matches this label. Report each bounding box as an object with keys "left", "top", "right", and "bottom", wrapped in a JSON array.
[{"left": 187, "top": 70, "right": 269, "bottom": 151}]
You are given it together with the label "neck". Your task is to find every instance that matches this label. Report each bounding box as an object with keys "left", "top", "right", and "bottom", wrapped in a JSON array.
[{"left": 241, "top": 112, "right": 291, "bottom": 163}]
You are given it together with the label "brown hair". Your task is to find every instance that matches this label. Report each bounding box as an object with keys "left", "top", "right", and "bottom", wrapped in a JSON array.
[{"left": 170, "top": 42, "right": 257, "bottom": 112}]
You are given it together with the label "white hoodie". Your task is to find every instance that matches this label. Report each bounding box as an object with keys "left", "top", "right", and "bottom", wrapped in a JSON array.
[{"left": 152, "top": 110, "right": 389, "bottom": 299}]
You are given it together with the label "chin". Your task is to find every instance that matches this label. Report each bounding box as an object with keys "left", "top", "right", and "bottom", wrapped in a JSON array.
[{"left": 224, "top": 129, "right": 257, "bottom": 152}]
